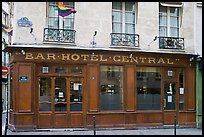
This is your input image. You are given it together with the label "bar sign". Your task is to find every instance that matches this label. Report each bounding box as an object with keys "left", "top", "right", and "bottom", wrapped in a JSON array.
[{"left": 19, "top": 75, "right": 28, "bottom": 82}]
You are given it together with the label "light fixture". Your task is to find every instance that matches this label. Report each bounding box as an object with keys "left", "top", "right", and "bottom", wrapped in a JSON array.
[
  {"left": 21, "top": 49, "right": 26, "bottom": 55},
  {"left": 189, "top": 57, "right": 194, "bottom": 62}
]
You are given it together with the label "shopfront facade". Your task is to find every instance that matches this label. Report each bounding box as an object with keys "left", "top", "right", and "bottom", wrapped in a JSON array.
[{"left": 5, "top": 46, "right": 196, "bottom": 130}]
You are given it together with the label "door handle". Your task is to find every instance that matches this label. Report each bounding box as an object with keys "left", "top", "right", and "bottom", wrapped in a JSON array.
[{"left": 163, "top": 99, "right": 166, "bottom": 108}]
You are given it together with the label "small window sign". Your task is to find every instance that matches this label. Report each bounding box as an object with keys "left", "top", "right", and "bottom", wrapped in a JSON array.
[
  {"left": 167, "top": 70, "right": 173, "bottom": 77},
  {"left": 19, "top": 75, "right": 28, "bottom": 82},
  {"left": 42, "top": 66, "right": 49, "bottom": 74}
]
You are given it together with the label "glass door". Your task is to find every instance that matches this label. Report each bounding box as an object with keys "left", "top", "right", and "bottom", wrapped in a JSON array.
[{"left": 163, "top": 81, "right": 177, "bottom": 125}]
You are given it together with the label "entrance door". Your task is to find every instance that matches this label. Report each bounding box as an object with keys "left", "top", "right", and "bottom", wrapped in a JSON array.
[
  {"left": 69, "top": 77, "right": 84, "bottom": 127},
  {"left": 163, "top": 81, "right": 177, "bottom": 125},
  {"left": 53, "top": 77, "right": 68, "bottom": 128},
  {"left": 38, "top": 65, "right": 84, "bottom": 128}
]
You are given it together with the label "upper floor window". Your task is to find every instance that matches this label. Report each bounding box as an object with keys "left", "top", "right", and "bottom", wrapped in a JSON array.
[
  {"left": 112, "top": 2, "right": 136, "bottom": 34},
  {"left": 159, "top": 3, "right": 181, "bottom": 37},
  {"left": 111, "top": 2, "right": 139, "bottom": 47},
  {"left": 158, "top": 3, "right": 184, "bottom": 50},
  {"left": 47, "top": 2, "right": 75, "bottom": 30},
  {"left": 2, "top": 11, "right": 8, "bottom": 26}
]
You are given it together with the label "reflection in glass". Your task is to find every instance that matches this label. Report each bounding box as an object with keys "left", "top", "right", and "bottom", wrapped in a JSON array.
[
  {"left": 137, "top": 67, "right": 161, "bottom": 110},
  {"left": 179, "top": 69, "right": 185, "bottom": 110},
  {"left": 70, "top": 77, "right": 83, "bottom": 111},
  {"left": 54, "top": 78, "right": 67, "bottom": 112},
  {"left": 39, "top": 78, "right": 51, "bottom": 111},
  {"left": 69, "top": 66, "right": 83, "bottom": 75},
  {"left": 164, "top": 82, "right": 176, "bottom": 110},
  {"left": 100, "top": 65, "right": 123, "bottom": 111},
  {"left": 55, "top": 66, "right": 66, "bottom": 74}
]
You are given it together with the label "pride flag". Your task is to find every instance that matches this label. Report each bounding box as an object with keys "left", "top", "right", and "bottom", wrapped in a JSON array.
[
  {"left": 4, "top": 27, "right": 13, "bottom": 36},
  {"left": 58, "top": 2, "right": 76, "bottom": 17}
]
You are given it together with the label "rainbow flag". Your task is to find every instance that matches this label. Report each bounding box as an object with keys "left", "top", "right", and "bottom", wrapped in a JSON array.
[
  {"left": 4, "top": 27, "right": 13, "bottom": 36},
  {"left": 58, "top": 2, "right": 76, "bottom": 17}
]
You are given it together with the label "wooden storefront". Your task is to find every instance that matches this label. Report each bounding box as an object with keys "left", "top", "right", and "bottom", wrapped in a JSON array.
[{"left": 5, "top": 46, "right": 196, "bottom": 130}]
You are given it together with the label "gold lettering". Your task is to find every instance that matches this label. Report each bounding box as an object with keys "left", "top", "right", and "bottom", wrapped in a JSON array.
[
  {"left": 91, "top": 54, "right": 99, "bottom": 61},
  {"left": 61, "top": 54, "right": 70, "bottom": 60},
  {"left": 122, "top": 56, "right": 129, "bottom": 62},
  {"left": 47, "top": 53, "right": 56, "bottom": 60},
  {"left": 99, "top": 55, "right": 107, "bottom": 61},
  {"left": 25, "top": 53, "right": 33, "bottom": 59},
  {"left": 71, "top": 54, "right": 80, "bottom": 61},
  {"left": 130, "top": 56, "right": 138, "bottom": 63},
  {"left": 148, "top": 57, "right": 156, "bottom": 64},
  {"left": 139, "top": 57, "right": 146, "bottom": 63},
  {"left": 35, "top": 53, "right": 45, "bottom": 60},
  {"left": 81, "top": 54, "right": 89, "bottom": 61},
  {"left": 157, "top": 58, "right": 165, "bottom": 64},
  {"left": 113, "top": 56, "right": 121, "bottom": 62},
  {"left": 167, "top": 58, "right": 174, "bottom": 64}
]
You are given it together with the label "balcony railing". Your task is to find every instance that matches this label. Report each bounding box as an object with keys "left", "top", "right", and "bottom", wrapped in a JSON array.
[
  {"left": 111, "top": 33, "right": 139, "bottom": 47},
  {"left": 43, "top": 28, "right": 76, "bottom": 43},
  {"left": 158, "top": 36, "right": 184, "bottom": 50}
]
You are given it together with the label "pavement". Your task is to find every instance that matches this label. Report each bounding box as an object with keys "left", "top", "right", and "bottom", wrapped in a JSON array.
[{"left": 2, "top": 112, "right": 203, "bottom": 135}]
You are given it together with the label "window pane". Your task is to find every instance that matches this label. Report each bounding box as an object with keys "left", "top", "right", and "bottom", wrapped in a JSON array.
[
  {"left": 137, "top": 67, "right": 161, "bottom": 110},
  {"left": 170, "top": 16, "right": 179, "bottom": 27},
  {"left": 100, "top": 66, "right": 123, "bottom": 111},
  {"left": 170, "top": 7, "right": 179, "bottom": 16},
  {"left": 70, "top": 77, "right": 83, "bottom": 111},
  {"left": 159, "top": 5, "right": 167, "bottom": 15},
  {"left": 159, "top": 16, "right": 167, "bottom": 26},
  {"left": 125, "top": 23, "right": 135, "bottom": 34},
  {"left": 125, "top": 2, "right": 135, "bottom": 12},
  {"left": 159, "top": 26, "right": 167, "bottom": 36},
  {"left": 39, "top": 78, "right": 51, "bottom": 111},
  {"left": 112, "top": 11, "right": 122, "bottom": 22},
  {"left": 170, "top": 27, "right": 179, "bottom": 37},
  {"left": 112, "top": 2, "right": 122, "bottom": 10},
  {"left": 179, "top": 69, "right": 185, "bottom": 111},
  {"left": 112, "top": 23, "right": 122, "bottom": 33},
  {"left": 54, "top": 78, "right": 67, "bottom": 112},
  {"left": 125, "top": 12, "right": 135, "bottom": 24}
]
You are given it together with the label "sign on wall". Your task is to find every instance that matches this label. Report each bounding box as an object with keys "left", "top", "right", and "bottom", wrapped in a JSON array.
[{"left": 19, "top": 75, "right": 28, "bottom": 82}]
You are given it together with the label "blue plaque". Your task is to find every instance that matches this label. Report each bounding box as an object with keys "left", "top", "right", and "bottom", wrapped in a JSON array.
[
  {"left": 17, "top": 17, "right": 33, "bottom": 27},
  {"left": 19, "top": 75, "right": 28, "bottom": 82}
]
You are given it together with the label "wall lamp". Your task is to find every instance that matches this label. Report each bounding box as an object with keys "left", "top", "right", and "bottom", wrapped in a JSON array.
[
  {"left": 21, "top": 49, "right": 26, "bottom": 55},
  {"left": 189, "top": 56, "right": 194, "bottom": 62}
]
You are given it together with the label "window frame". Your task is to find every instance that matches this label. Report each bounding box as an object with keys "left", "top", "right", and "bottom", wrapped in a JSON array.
[
  {"left": 47, "top": 2, "right": 75, "bottom": 30},
  {"left": 159, "top": 5, "right": 181, "bottom": 37},
  {"left": 112, "top": 2, "right": 136, "bottom": 34}
]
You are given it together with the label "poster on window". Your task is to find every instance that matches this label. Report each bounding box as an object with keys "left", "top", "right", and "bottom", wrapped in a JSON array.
[
  {"left": 180, "top": 88, "right": 184, "bottom": 94},
  {"left": 58, "top": 92, "right": 64, "bottom": 98},
  {"left": 168, "top": 96, "right": 172, "bottom": 102},
  {"left": 74, "top": 83, "right": 79, "bottom": 90}
]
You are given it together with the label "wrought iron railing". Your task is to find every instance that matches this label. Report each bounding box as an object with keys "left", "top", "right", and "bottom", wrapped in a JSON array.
[
  {"left": 43, "top": 28, "right": 76, "bottom": 43},
  {"left": 111, "top": 33, "right": 139, "bottom": 47},
  {"left": 158, "top": 36, "right": 184, "bottom": 50}
]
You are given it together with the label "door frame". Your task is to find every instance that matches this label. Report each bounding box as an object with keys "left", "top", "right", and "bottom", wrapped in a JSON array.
[{"left": 162, "top": 68, "right": 179, "bottom": 125}]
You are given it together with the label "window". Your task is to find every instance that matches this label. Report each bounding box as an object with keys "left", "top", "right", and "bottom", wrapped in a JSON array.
[
  {"left": 2, "top": 11, "right": 8, "bottom": 26},
  {"left": 137, "top": 67, "right": 161, "bottom": 110},
  {"left": 39, "top": 78, "right": 51, "bottom": 111},
  {"left": 112, "top": 2, "right": 136, "bottom": 34},
  {"left": 47, "top": 2, "right": 75, "bottom": 29},
  {"left": 100, "top": 66, "right": 123, "bottom": 111},
  {"left": 159, "top": 4, "right": 180, "bottom": 37},
  {"left": 179, "top": 69, "right": 185, "bottom": 111}
]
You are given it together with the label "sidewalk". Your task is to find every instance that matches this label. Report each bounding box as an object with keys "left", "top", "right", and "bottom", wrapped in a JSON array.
[
  {"left": 5, "top": 127, "right": 202, "bottom": 135},
  {"left": 2, "top": 113, "right": 202, "bottom": 135}
]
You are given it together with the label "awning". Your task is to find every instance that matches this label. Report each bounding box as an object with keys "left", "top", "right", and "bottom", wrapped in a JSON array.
[{"left": 160, "top": 2, "right": 183, "bottom": 7}]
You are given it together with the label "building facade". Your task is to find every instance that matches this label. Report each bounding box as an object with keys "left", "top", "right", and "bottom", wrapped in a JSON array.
[
  {"left": 4, "top": 2, "right": 199, "bottom": 130},
  {"left": 2, "top": 2, "right": 13, "bottom": 112},
  {"left": 194, "top": 2, "right": 202, "bottom": 129}
]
